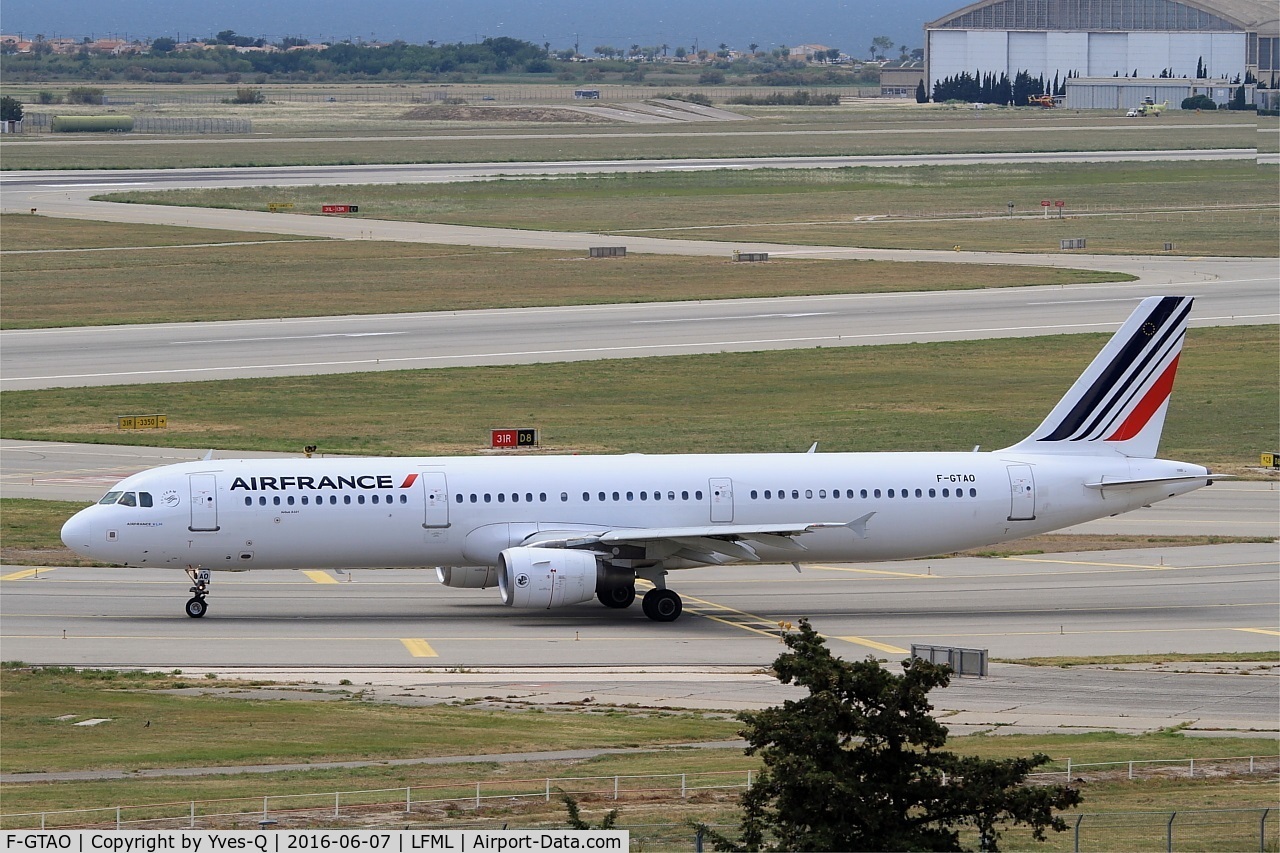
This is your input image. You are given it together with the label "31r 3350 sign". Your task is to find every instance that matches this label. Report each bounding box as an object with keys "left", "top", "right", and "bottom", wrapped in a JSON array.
[{"left": 491, "top": 429, "right": 538, "bottom": 448}]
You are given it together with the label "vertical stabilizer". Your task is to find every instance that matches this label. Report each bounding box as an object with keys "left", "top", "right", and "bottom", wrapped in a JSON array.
[{"left": 1003, "top": 296, "right": 1193, "bottom": 458}]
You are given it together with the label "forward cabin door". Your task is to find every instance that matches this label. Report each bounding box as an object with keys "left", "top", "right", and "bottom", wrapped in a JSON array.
[
  {"left": 1006, "top": 465, "right": 1036, "bottom": 521},
  {"left": 188, "top": 473, "right": 219, "bottom": 531},
  {"left": 421, "top": 472, "right": 450, "bottom": 529},
  {"left": 709, "top": 478, "right": 734, "bottom": 523}
]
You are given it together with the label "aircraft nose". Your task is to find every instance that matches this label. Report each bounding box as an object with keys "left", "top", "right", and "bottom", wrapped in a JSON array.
[{"left": 60, "top": 509, "right": 93, "bottom": 554}]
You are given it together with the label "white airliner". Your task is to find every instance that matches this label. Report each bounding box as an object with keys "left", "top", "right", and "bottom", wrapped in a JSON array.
[{"left": 61, "top": 296, "right": 1216, "bottom": 622}]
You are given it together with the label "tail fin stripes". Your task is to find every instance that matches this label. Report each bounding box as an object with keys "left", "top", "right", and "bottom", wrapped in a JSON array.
[
  {"left": 1003, "top": 296, "right": 1193, "bottom": 459},
  {"left": 1105, "top": 354, "right": 1181, "bottom": 442}
]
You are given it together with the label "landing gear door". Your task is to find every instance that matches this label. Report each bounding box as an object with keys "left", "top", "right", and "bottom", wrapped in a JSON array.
[
  {"left": 709, "top": 477, "right": 734, "bottom": 523},
  {"left": 421, "top": 471, "right": 450, "bottom": 529},
  {"left": 1006, "top": 464, "right": 1036, "bottom": 521},
  {"left": 189, "top": 473, "right": 219, "bottom": 531}
]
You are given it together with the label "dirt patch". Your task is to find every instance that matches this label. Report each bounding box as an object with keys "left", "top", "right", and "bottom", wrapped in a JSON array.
[
  {"left": 1, "top": 547, "right": 100, "bottom": 567},
  {"left": 22, "top": 422, "right": 241, "bottom": 436},
  {"left": 401, "top": 105, "right": 612, "bottom": 123},
  {"left": 954, "top": 533, "right": 1274, "bottom": 557}
]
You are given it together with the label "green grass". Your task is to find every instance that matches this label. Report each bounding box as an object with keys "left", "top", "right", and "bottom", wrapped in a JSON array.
[
  {"left": 0, "top": 109, "right": 1255, "bottom": 171},
  {"left": 0, "top": 214, "right": 1117, "bottom": 328},
  {"left": 0, "top": 499, "right": 87, "bottom": 550},
  {"left": 0, "top": 667, "right": 1275, "bottom": 832},
  {"left": 100, "top": 161, "right": 1279, "bottom": 256},
  {"left": 0, "top": 667, "right": 740, "bottom": 775},
  {"left": 2, "top": 327, "right": 1274, "bottom": 470}
]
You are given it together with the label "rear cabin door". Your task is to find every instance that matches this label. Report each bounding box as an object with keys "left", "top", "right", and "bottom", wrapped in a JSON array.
[
  {"left": 1006, "top": 465, "right": 1036, "bottom": 521},
  {"left": 188, "top": 473, "right": 219, "bottom": 531},
  {"left": 421, "top": 471, "right": 450, "bottom": 529},
  {"left": 709, "top": 478, "right": 734, "bottom": 523}
]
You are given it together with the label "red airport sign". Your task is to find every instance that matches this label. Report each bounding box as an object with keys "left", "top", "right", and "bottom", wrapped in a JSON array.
[
  {"left": 491, "top": 429, "right": 538, "bottom": 448},
  {"left": 321, "top": 205, "right": 359, "bottom": 214}
]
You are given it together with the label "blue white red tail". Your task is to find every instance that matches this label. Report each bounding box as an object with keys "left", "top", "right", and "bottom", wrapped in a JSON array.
[{"left": 1004, "top": 296, "right": 1193, "bottom": 458}]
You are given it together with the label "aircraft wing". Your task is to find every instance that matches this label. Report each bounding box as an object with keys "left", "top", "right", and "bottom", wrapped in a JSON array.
[{"left": 526, "top": 513, "right": 874, "bottom": 564}]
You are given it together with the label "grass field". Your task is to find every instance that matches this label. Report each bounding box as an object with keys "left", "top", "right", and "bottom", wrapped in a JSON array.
[
  {"left": 0, "top": 100, "right": 1257, "bottom": 170},
  {"left": 99, "top": 161, "right": 1279, "bottom": 256},
  {"left": 0, "top": 214, "right": 1119, "bottom": 329},
  {"left": 1, "top": 667, "right": 1275, "bottom": 842},
  {"left": 2, "top": 327, "right": 1274, "bottom": 468},
  {"left": 0, "top": 667, "right": 741, "bottom": 775}
]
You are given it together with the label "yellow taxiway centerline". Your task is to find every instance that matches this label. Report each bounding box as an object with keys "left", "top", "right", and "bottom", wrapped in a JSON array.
[
  {"left": 834, "top": 635, "right": 911, "bottom": 654},
  {"left": 0, "top": 568, "right": 55, "bottom": 581},
  {"left": 807, "top": 564, "right": 936, "bottom": 578},
  {"left": 1233, "top": 628, "right": 1280, "bottom": 637},
  {"left": 400, "top": 638, "right": 439, "bottom": 658}
]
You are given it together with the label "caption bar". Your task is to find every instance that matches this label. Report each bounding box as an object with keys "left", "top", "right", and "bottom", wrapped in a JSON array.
[{"left": 3, "top": 832, "right": 627, "bottom": 853}]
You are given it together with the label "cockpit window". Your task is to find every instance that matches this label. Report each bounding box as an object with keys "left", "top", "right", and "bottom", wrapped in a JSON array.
[
  {"left": 139, "top": 492, "right": 153, "bottom": 508},
  {"left": 98, "top": 491, "right": 123, "bottom": 505},
  {"left": 118, "top": 492, "right": 137, "bottom": 507}
]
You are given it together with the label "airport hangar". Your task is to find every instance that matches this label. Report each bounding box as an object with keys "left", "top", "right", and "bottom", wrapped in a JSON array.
[{"left": 924, "top": 0, "right": 1278, "bottom": 108}]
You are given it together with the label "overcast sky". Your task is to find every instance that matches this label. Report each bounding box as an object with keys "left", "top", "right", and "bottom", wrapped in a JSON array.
[{"left": 2, "top": 0, "right": 959, "bottom": 54}]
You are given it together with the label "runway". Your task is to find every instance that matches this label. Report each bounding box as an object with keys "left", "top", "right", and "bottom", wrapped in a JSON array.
[{"left": 4, "top": 280, "right": 1276, "bottom": 390}]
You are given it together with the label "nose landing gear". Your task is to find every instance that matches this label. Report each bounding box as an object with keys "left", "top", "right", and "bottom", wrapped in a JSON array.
[{"left": 184, "top": 567, "right": 210, "bottom": 618}]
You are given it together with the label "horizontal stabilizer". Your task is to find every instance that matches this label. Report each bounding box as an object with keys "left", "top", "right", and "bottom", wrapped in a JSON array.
[{"left": 1084, "top": 473, "right": 1224, "bottom": 490}]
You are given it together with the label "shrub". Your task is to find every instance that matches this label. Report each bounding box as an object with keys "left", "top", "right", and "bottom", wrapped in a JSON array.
[
  {"left": 1181, "top": 94, "right": 1217, "bottom": 110},
  {"left": 66, "top": 86, "right": 105, "bottom": 105},
  {"left": 230, "top": 86, "right": 265, "bottom": 104}
]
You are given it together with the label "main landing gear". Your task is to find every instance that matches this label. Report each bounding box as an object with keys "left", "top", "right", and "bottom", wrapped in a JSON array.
[
  {"left": 641, "top": 588, "right": 682, "bottom": 622},
  {"left": 596, "top": 572, "right": 683, "bottom": 622},
  {"left": 184, "top": 567, "right": 211, "bottom": 618},
  {"left": 597, "top": 582, "right": 636, "bottom": 609}
]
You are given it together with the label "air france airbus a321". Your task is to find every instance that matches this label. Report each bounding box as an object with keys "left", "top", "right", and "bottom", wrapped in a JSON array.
[{"left": 61, "top": 296, "right": 1217, "bottom": 623}]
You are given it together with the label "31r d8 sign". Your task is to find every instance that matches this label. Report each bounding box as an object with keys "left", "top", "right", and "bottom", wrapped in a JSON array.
[{"left": 491, "top": 429, "right": 538, "bottom": 448}]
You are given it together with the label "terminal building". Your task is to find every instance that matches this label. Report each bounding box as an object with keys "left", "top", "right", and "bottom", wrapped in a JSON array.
[{"left": 924, "top": 0, "right": 1277, "bottom": 108}]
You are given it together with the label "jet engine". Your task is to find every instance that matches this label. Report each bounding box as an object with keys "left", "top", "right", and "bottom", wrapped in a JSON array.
[
  {"left": 497, "top": 547, "right": 599, "bottom": 609},
  {"left": 436, "top": 566, "right": 499, "bottom": 589}
]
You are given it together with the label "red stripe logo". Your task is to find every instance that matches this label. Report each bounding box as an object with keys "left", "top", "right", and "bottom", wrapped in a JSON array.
[
  {"left": 1106, "top": 356, "right": 1180, "bottom": 442},
  {"left": 399, "top": 474, "right": 419, "bottom": 488}
]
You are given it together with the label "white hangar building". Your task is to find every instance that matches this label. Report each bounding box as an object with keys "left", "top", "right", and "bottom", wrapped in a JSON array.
[{"left": 925, "top": 0, "right": 1276, "bottom": 94}]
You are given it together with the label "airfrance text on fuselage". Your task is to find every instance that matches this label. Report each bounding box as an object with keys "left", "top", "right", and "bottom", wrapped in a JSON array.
[{"left": 230, "top": 474, "right": 417, "bottom": 492}]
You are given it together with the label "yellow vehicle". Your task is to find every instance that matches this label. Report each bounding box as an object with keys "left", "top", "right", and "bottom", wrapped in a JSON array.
[
  {"left": 1138, "top": 98, "right": 1168, "bottom": 116},
  {"left": 1027, "top": 94, "right": 1062, "bottom": 108}
]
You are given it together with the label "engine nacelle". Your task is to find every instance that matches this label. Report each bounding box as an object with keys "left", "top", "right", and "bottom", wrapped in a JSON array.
[
  {"left": 436, "top": 566, "right": 499, "bottom": 589},
  {"left": 497, "top": 547, "right": 599, "bottom": 609}
]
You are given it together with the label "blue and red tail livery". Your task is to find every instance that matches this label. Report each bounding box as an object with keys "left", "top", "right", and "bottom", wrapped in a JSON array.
[{"left": 1005, "top": 296, "right": 1193, "bottom": 458}]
